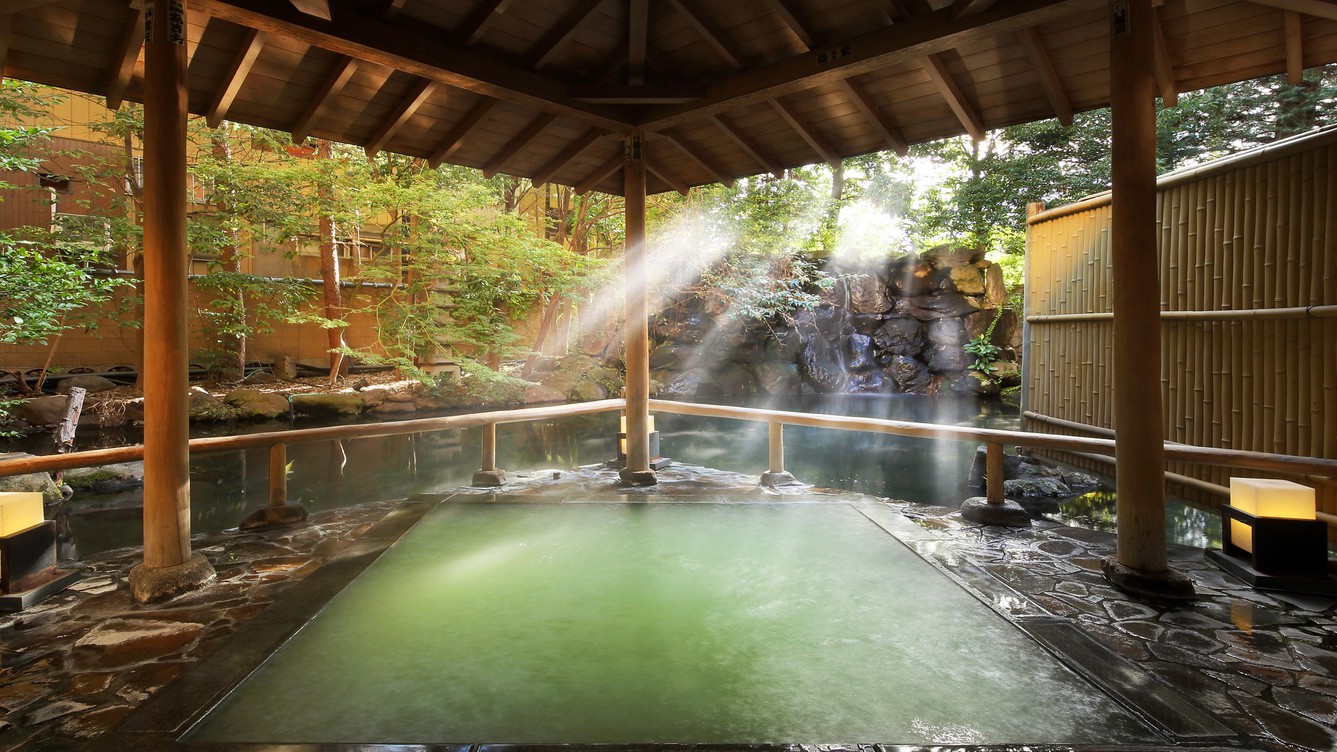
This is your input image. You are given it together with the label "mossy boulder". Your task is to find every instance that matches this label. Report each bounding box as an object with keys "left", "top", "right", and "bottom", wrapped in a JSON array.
[
  {"left": 12, "top": 396, "right": 71, "bottom": 427},
  {"left": 223, "top": 389, "right": 291, "bottom": 420},
  {"left": 290, "top": 392, "right": 364, "bottom": 417},
  {"left": 0, "top": 454, "right": 63, "bottom": 502},
  {"left": 188, "top": 389, "right": 237, "bottom": 422},
  {"left": 56, "top": 375, "right": 119, "bottom": 394},
  {"left": 64, "top": 462, "right": 144, "bottom": 493}
]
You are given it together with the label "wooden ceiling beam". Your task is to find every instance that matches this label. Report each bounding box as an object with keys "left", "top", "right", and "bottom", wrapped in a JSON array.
[
  {"left": 575, "top": 152, "right": 624, "bottom": 195},
  {"left": 951, "top": 0, "right": 999, "bottom": 17},
  {"left": 570, "top": 83, "right": 702, "bottom": 103},
  {"left": 921, "top": 52, "right": 984, "bottom": 140},
  {"left": 381, "top": 0, "right": 409, "bottom": 19},
  {"left": 648, "top": 161, "right": 690, "bottom": 196},
  {"left": 483, "top": 112, "right": 557, "bottom": 178},
  {"left": 206, "top": 28, "right": 267, "bottom": 128},
  {"left": 0, "top": 17, "right": 9, "bottom": 84},
  {"left": 0, "top": 0, "right": 64, "bottom": 15},
  {"left": 1249, "top": 0, "right": 1337, "bottom": 23},
  {"left": 365, "top": 77, "right": 436, "bottom": 157},
  {"left": 1017, "top": 26, "right": 1072, "bottom": 126},
  {"left": 291, "top": 55, "right": 358, "bottom": 143},
  {"left": 530, "top": 0, "right": 607, "bottom": 70},
  {"left": 664, "top": 0, "right": 744, "bottom": 69},
  {"left": 192, "top": 0, "right": 632, "bottom": 131},
  {"left": 105, "top": 7, "right": 145, "bottom": 110},
  {"left": 1284, "top": 10, "right": 1303, "bottom": 84},
  {"left": 709, "top": 114, "right": 782, "bottom": 177},
  {"left": 531, "top": 128, "right": 603, "bottom": 186},
  {"left": 1151, "top": 5, "right": 1177, "bottom": 106},
  {"left": 428, "top": 96, "right": 497, "bottom": 167},
  {"left": 764, "top": 0, "right": 816, "bottom": 50},
  {"left": 458, "top": 0, "right": 516, "bottom": 46},
  {"left": 769, "top": 98, "right": 839, "bottom": 166},
  {"left": 836, "top": 76, "right": 907, "bottom": 156},
  {"left": 290, "top": 0, "right": 332, "bottom": 21},
  {"left": 656, "top": 130, "right": 734, "bottom": 186},
  {"left": 628, "top": 0, "right": 648, "bottom": 84},
  {"left": 640, "top": 0, "right": 1097, "bottom": 131}
]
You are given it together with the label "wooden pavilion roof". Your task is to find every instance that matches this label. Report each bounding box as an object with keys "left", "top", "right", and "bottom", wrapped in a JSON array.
[{"left": 3, "top": 0, "right": 1334, "bottom": 195}]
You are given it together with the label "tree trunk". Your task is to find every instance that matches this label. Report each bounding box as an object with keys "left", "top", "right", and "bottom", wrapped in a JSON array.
[{"left": 316, "top": 139, "right": 349, "bottom": 384}]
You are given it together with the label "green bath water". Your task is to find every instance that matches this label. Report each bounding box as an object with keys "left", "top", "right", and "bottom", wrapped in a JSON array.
[{"left": 190, "top": 502, "right": 1154, "bottom": 745}]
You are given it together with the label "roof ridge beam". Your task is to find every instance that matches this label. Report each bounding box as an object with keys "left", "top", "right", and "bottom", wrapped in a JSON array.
[
  {"left": 638, "top": 0, "right": 1098, "bottom": 132},
  {"left": 193, "top": 0, "right": 633, "bottom": 132},
  {"left": 483, "top": 112, "right": 557, "bottom": 178},
  {"left": 664, "top": 0, "right": 744, "bottom": 69},
  {"left": 531, "top": 128, "right": 604, "bottom": 186},
  {"left": 769, "top": 98, "right": 839, "bottom": 166},
  {"left": 629, "top": 0, "right": 648, "bottom": 84},
  {"left": 1017, "top": 26, "right": 1072, "bottom": 126},
  {"left": 836, "top": 76, "right": 907, "bottom": 156},
  {"left": 105, "top": 7, "right": 146, "bottom": 110},
  {"left": 709, "top": 114, "right": 782, "bottom": 177},
  {"left": 921, "top": 52, "right": 984, "bottom": 140},
  {"left": 365, "top": 77, "right": 436, "bottom": 157},
  {"left": 207, "top": 27, "right": 267, "bottom": 128},
  {"left": 428, "top": 95, "right": 497, "bottom": 167},
  {"left": 531, "top": 0, "right": 607, "bottom": 70},
  {"left": 292, "top": 55, "right": 359, "bottom": 143}
]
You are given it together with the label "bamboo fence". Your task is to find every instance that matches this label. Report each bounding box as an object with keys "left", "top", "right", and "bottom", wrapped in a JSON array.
[{"left": 1025, "top": 127, "right": 1337, "bottom": 541}]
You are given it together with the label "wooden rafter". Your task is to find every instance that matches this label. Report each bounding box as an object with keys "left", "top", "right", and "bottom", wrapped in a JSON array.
[
  {"left": 951, "top": 0, "right": 999, "bottom": 17},
  {"left": 483, "top": 112, "right": 557, "bottom": 178},
  {"left": 570, "top": 83, "right": 702, "bottom": 103},
  {"left": 1285, "top": 10, "right": 1303, "bottom": 84},
  {"left": 105, "top": 7, "right": 146, "bottom": 111},
  {"left": 765, "top": 0, "right": 816, "bottom": 50},
  {"left": 629, "top": 0, "right": 648, "bottom": 85},
  {"left": 769, "top": 98, "right": 839, "bottom": 166},
  {"left": 364, "top": 77, "right": 436, "bottom": 157},
  {"left": 381, "top": 0, "right": 409, "bottom": 19},
  {"left": 193, "top": 0, "right": 630, "bottom": 131},
  {"left": 640, "top": 0, "right": 1096, "bottom": 131},
  {"left": 836, "top": 76, "right": 907, "bottom": 156},
  {"left": 575, "top": 152, "right": 623, "bottom": 194},
  {"left": 206, "top": 28, "right": 267, "bottom": 128},
  {"left": 921, "top": 52, "right": 983, "bottom": 140},
  {"left": 648, "top": 161, "right": 690, "bottom": 196},
  {"left": 1150, "top": 6, "right": 1177, "bottom": 106},
  {"left": 1249, "top": 0, "right": 1337, "bottom": 23},
  {"left": 531, "top": 128, "right": 603, "bottom": 186},
  {"left": 0, "top": 0, "right": 64, "bottom": 15},
  {"left": 656, "top": 130, "right": 734, "bottom": 186},
  {"left": 530, "top": 0, "right": 606, "bottom": 70},
  {"left": 0, "top": 16, "right": 9, "bottom": 84},
  {"left": 290, "top": 0, "right": 332, "bottom": 20},
  {"left": 458, "top": 0, "right": 516, "bottom": 46},
  {"left": 291, "top": 56, "right": 359, "bottom": 143},
  {"left": 664, "top": 0, "right": 744, "bottom": 69},
  {"left": 709, "top": 114, "right": 782, "bottom": 177},
  {"left": 428, "top": 96, "right": 497, "bottom": 167},
  {"left": 1017, "top": 26, "right": 1072, "bottom": 126}
]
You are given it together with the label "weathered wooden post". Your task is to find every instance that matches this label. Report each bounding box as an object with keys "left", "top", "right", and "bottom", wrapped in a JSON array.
[
  {"left": 472, "top": 422, "right": 506, "bottom": 486},
  {"left": 128, "top": 0, "right": 215, "bottom": 602},
  {"left": 1103, "top": 0, "right": 1193, "bottom": 599},
  {"left": 620, "top": 134, "right": 656, "bottom": 486},
  {"left": 239, "top": 441, "right": 308, "bottom": 529},
  {"left": 986, "top": 442, "right": 1004, "bottom": 505},
  {"left": 760, "top": 421, "right": 797, "bottom": 487}
]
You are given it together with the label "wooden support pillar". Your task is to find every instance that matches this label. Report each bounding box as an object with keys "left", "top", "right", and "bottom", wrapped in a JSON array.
[
  {"left": 268, "top": 443, "right": 287, "bottom": 506},
  {"left": 760, "top": 420, "right": 797, "bottom": 487},
  {"left": 472, "top": 423, "right": 506, "bottom": 487},
  {"left": 620, "top": 133, "right": 656, "bottom": 486},
  {"left": 129, "top": 0, "right": 215, "bottom": 603},
  {"left": 986, "top": 442, "right": 1004, "bottom": 505},
  {"left": 1103, "top": 0, "right": 1193, "bottom": 599}
]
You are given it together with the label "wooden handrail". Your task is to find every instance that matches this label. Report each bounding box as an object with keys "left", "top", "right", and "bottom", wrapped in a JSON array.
[{"left": 1026, "top": 305, "right": 1337, "bottom": 323}]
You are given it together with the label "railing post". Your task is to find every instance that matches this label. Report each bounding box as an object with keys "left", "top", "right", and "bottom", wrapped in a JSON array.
[
  {"left": 269, "top": 443, "right": 288, "bottom": 506},
  {"left": 472, "top": 422, "right": 506, "bottom": 487},
  {"left": 986, "top": 442, "right": 1004, "bottom": 505},
  {"left": 760, "top": 421, "right": 797, "bottom": 488},
  {"left": 240, "top": 441, "right": 308, "bottom": 530}
]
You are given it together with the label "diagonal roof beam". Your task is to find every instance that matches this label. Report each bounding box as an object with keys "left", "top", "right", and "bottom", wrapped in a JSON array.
[
  {"left": 530, "top": 0, "right": 607, "bottom": 70},
  {"left": 193, "top": 0, "right": 631, "bottom": 131},
  {"left": 1248, "top": 0, "right": 1337, "bottom": 22},
  {"left": 483, "top": 112, "right": 557, "bottom": 178},
  {"left": 428, "top": 95, "right": 497, "bottom": 167},
  {"left": 664, "top": 0, "right": 744, "bottom": 69},
  {"left": 0, "top": 17, "right": 9, "bottom": 84},
  {"left": 105, "top": 7, "right": 146, "bottom": 110},
  {"left": 381, "top": 0, "right": 408, "bottom": 19},
  {"left": 1150, "top": 6, "right": 1177, "bottom": 106},
  {"left": 575, "top": 152, "right": 624, "bottom": 195},
  {"left": 1017, "top": 26, "right": 1072, "bottom": 126},
  {"left": 709, "top": 114, "right": 783, "bottom": 177},
  {"left": 655, "top": 130, "right": 733, "bottom": 186},
  {"left": 1284, "top": 10, "right": 1304, "bottom": 84},
  {"left": 764, "top": 0, "right": 816, "bottom": 50},
  {"left": 628, "top": 0, "right": 648, "bottom": 84},
  {"left": 292, "top": 55, "right": 358, "bottom": 143},
  {"left": 769, "top": 98, "right": 839, "bottom": 166},
  {"left": 836, "top": 76, "right": 907, "bottom": 156},
  {"left": 640, "top": 0, "right": 1097, "bottom": 131},
  {"left": 458, "top": 0, "right": 517, "bottom": 46},
  {"left": 207, "top": 28, "right": 267, "bottom": 128},
  {"left": 290, "top": 0, "right": 332, "bottom": 20},
  {"left": 921, "top": 52, "right": 984, "bottom": 140},
  {"left": 531, "top": 128, "right": 603, "bottom": 186},
  {"left": 365, "top": 78, "right": 435, "bottom": 157},
  {"left": 648, "top": 161, "right": 690, "bottom": 196},
  {"left": 951, "top": 0, "right": 999, "bottom": 17}
]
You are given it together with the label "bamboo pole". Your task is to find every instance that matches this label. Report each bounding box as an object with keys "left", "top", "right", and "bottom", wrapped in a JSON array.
[
  {"left": 268, "top": 443, "right": 287, "bottom": 506},
  {"left": 621, "top": 134, "right": 653, "bottom": 483}
]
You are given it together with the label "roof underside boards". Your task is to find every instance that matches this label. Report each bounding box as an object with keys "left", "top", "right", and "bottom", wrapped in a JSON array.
[{"left": 4, "top": 0, "right": 1335, "bottom": 196}]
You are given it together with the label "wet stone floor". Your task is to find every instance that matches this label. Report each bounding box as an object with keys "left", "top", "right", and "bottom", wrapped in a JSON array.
[{"left": 0, "top": 463, "right": 1333, "bottom": 752}]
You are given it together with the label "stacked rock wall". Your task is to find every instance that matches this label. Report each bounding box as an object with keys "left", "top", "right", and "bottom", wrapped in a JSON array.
[{"left": 649, "top": 246, "right": 1021, "bottom": 398}]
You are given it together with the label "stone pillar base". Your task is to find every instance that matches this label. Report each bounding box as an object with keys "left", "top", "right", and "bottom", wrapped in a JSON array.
[
  {"left": 960, "top": 497, "right": 1031, "bottom": 527},
  {"left": 1101, "top": 556, "right": 1196, "bottom": 602},
  {"left": 128, "top": 552, "right": 216, "bottom": 605},
  {"left": 760, "top": 471, "right": 798, "bottom": 488},
  {"left": 472, "top": 469, "right": 507, "bottom": 487},
  {"left": 618, "top": 468, "right": 658, "bottom": 487},
  {"left": 239, "top": 504, "right": 309, "bottom": 531}
]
